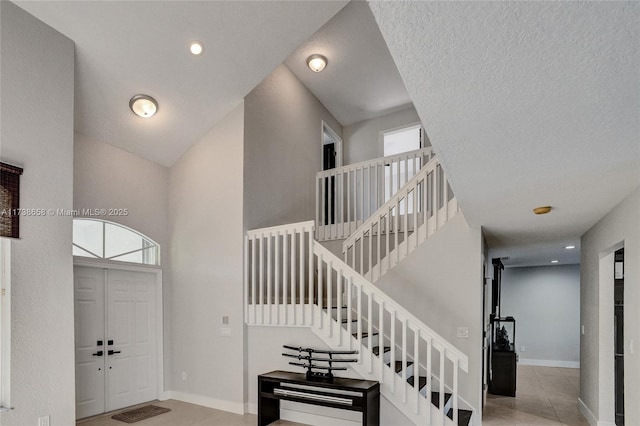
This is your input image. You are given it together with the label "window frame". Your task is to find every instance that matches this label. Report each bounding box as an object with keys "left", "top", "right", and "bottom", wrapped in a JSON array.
[{"left": 72, "top": 219, "right": 160, "bottom": 266}]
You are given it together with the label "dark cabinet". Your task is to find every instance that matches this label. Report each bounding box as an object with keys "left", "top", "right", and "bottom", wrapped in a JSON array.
[{"left": 489, "top": 317, "right": 517, "bottom": 397}]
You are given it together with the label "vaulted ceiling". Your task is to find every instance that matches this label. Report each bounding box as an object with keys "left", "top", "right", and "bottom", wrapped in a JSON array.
[{"left": 13, "top": 1, "right": 640, "bottom": 267}]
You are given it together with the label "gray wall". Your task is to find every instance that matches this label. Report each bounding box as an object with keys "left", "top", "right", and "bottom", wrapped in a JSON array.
[
  {"left": 501, "top": 264, "right": 580, "bottom": 366},
  {"left": 243, "top": 64, "right": 342, "bottom": 230},
  {"left": 168, "top": 103, "right": 245, "bottom": 410},
  {"left": 74, "top": 131, "right": 172, "bottom": 387},
  {"left": 375, "top": 213, "right": 483, "bottom": 412},
  {"left": 343, "top": 106, "right": 421, "bottom": 164},
  {"left": 580, "top": 187, "right": 639, "bottom": 424},
  {"left": 0, "top": 2, "right": 76, "bottom": 424}
]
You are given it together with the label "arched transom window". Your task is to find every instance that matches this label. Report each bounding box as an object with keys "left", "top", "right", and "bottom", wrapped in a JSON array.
[{"left": 73, "top": 219, "right": 159, "bottom": 265}]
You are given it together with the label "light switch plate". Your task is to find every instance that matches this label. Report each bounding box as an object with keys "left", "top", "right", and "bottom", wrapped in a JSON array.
[
  {"left": 220, "top": 327, "right": 231, "bottom": 337},
  {"left": 456, "top": 327, "right": 469, "bottom": 338}
]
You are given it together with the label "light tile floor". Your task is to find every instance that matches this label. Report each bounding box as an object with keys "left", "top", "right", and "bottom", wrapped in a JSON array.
[
  {"left": 483, "top": 365, "right": 589, "bottom": 426},
  {"left": 77, "top": 399, "right": 307, "bottom": 426}
]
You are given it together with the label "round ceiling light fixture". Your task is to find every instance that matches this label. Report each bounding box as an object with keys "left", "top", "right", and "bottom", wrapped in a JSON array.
[
  {"left": 307, "top": 54, "right": 327, "bottom": 72},
  {"left": 129, "top": 94, "right": 158, "bottom": 118},
  {"left": 533, "top": 205, "right": 552, "bottom": 215},
  {"left": 189, "top": 41, "right": 204, "bottom": 56}
]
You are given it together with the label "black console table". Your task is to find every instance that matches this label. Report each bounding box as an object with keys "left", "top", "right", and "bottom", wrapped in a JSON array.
[{"left": 258, "top": 370, "right": 380, "bottom": 426}]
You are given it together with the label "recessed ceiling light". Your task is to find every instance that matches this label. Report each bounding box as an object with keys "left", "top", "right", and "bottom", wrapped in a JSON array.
[
  {"left": 307, "top": 54, "right": 327, "bottom": 72},
  {"left": 189, "top": 41, "right": 204, "bottom": 56},
  {"left": 565, "top": 245, "right": 576, "bottom": 250},
  {"left": 551, "top": 260, "right": 559, "bottom": 264},
  {"left": 533, "top": 206, "right": 552, "bottom": 215},
  {"left": 129, "top": 94, "right": 158, "bottom": 118}
]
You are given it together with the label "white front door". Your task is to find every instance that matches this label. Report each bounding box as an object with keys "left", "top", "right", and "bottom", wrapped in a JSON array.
[{"left": 74, "top": 266, "right": 158, "bottom": 419}]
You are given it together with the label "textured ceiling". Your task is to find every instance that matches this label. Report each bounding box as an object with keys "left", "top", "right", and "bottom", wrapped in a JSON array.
[
  {"left": 285, "top": 1, "right": 412, "bottom": 126},
  {"left": 369, "top": 1, "right": 640, "bottom": 265},
  {"left": 16, "top": 0, "right": 348, "bottom": 166}
]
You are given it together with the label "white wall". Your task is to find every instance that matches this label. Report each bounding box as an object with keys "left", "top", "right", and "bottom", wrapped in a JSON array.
[
  {"left": 343, "top": 106, "right": 422, "bottom": 164},
  {"left": 73, "top": 131, "right": 171, "bottom": 387},
  {"left": 0, "top": 2, "right": 76, "bottom": 424},
  {"left": 168, "top": 103, "right": 245, "bottom": 411},
  {"left": 501, "top": 264, "right": 580, "bottom": 367},
  {"left": 243, "top": 64, "right": 343, "bottom": 230},
  {"left": 580, "top": 187, "right": 639, "bottom": 425},
  {"left": 375, "top": 213, "right": 483, "bottom": 413}
]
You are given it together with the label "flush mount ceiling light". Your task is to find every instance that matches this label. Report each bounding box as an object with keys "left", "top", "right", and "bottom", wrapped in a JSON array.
[
  {"left": 129, "top": 94, "right": 158, "bottom": 118},
  {"left": 565, "top": 245, "right": 576, "bottom": 250},
  {"left": 307, "top": 54, "right": 327, "bottom": 72},
  {"left": 189, "top": 41, "right": 204, "bottom": 56},
  {"left": 533, "top": 206, "right": 552, "bottom": 215}
]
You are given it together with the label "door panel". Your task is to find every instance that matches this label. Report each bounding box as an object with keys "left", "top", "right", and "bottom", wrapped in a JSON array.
[
  {"left": 75, "top": 266, "right": 158, "bottom": 419},
  {"left": 74, "top": 266, "right": 106, "bottom": 419},
  {"left": 107, "top": 269, "right": 157, "bottom": 411}
]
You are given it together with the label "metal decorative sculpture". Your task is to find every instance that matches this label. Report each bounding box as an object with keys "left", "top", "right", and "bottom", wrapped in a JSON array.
[{"left": 282, "top": 345, "right": 358, "bottom": 382}]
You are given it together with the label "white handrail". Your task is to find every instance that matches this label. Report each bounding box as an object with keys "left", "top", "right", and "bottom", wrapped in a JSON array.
[
  {"left": 316, "top": 147, "right": 435, "bottom": 241},
  {"left": 244, "top": 220, "right": 470, "bottom": 425},
  {"left": 342, "top": 155, "right": 458, "bottom": 282}
]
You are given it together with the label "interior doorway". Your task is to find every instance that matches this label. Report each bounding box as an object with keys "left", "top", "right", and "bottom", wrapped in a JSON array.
[
  {"left": 322, "top": 122, "right": 342, "bottom": 225},
  {"left": 74, "top": 264, "right": 162, "bottom": 419}
]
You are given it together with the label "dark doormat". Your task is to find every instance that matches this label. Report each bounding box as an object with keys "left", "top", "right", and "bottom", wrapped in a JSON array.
[{"left": 111, "top": 405, "right": 171, "bottom": 423}]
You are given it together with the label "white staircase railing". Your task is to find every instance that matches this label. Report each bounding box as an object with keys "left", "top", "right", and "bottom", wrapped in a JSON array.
[
  {"left": 244, "top": 221, "right": 471, "bottom": 425},
  {"left": 316, "top": 147, "right": 435, "bottom": 241},
  {"left": 342, "top": 156, "right": 458, "bottom": 283}
]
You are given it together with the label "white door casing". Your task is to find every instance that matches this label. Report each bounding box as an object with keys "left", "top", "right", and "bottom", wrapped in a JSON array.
[{"left": 74, "top": 265, "right": 160, "bottom": 419}]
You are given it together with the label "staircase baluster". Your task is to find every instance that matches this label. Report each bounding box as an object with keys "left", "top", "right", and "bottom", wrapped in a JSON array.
[
  {"left": 316, "top": 174, "right": 320, "bottom": 240},
  {"left": 267, "top": 232, "right": 272, "bottom": 325},
  {"left": 337, "top": 268, "right": 343, "bottom": 346},
  {"left": 275, "top": 231, "right": 280, "bottom": 325},
  {"left": 244, "top": 235, "right": 249, "bottom": 323},
  {"left": 347, "top": 169, "right": 351, "bottom": 234},
  {"left": 368, "top": 223, "right": 373, "bottom": 278},
  {"left": 412, "top": 183, "right": 418, "bottom": 250},
  {"left": 299, "top": 230, "right": 304, "bottom": 324},
  {"left": 291, "top": 229, "right": 296, "bottom": 325},
  {"left": 308, "top": 227, "right": 314, "bottom": 326},
  {"left": 259, "top": 233, "right": 264, "bottom": 324},
  {"left": 357, "top": 284, "right": 362, "bottom": 363},
  {"left": 379, "top": 299, "right": 384, "bottom": 383},
  {"left": 347, "top": 276, "right": 353, "bottom": 350},
  {"left": 283, "top": 231, "right": 289, "bottom": 324},
  {"left": 439, "top": 348, "right": 445, "bottom": 425},
  {"left": 320, "top": 174, "right": 326, "bottom": 240},
  {"left": 368, "top": 291, "right": 373, "bottom": 372},
  {"left": 391, "top": 309, "right": 396, "bottom": 393},
  {"left": 327, "top": 260, "right": 332, "bottom": 338},
  {"left": 414, "top": 328, "right": 420, "bottom": 414},
  {"left": 426, "top": 337, "right": 432, "bottom": 422},
  {"left": 453, "top": 358, "right": 459, "bottom": 426},
  {"left": 404, "top": 193, "right": 409, "bottom": 259},
  {"left": 402, "top": 317, "right": 407, "bottom": 403},
  {"left": 318, "top": 253, "right": 323, "bottom": 330}
]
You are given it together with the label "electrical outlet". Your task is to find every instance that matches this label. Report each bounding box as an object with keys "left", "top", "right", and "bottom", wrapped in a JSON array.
[
  {"left": 520, "top": 346, "right": 525, "bottom": 352},
  {"left": 220, "top": 326, "right": 231, "bottom": 337},
  {"left": 181, "top": 371, "right": 187, "bottom": 381},
  {"left": 222, "top": 315, "right": 229, "bottom": 325},
  {"left": 38, "top": 416, "right": 50, "bottom": 426},
  {"left": 456, "top": 327, "right": 469, "bottom": 338}
]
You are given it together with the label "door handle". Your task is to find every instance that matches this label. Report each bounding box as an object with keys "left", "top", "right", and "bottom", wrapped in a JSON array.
[
  {"left": 92, "top": 351, "right": 104, "bottom": 357},
  {"left": 108, "top": 350, "right": 121, "bottom": 356}
]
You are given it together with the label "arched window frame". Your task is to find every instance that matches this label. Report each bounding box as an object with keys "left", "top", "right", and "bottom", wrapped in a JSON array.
[{"left": 72, "top": 219, "right": 160, "bottom": 266}]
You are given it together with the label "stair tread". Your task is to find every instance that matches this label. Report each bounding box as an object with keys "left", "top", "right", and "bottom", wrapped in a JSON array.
[
  {"left": 372, "top": 346, "right": 391, "bottom": 356},
  {"left": 406, "top": 375, "right": 427, "bottom": 390},
  {"left": 447, "top": 407, "right": 473, "bottom": 426},
  {"left": 386, "top": 360, "right": 413, "bottom": 373},
  {"left": 354, "top": 332, "right": 378, "bottom": 338}
]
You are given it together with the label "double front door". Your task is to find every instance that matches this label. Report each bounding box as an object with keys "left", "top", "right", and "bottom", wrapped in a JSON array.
[{"left": 74, "top": 266, "right": 158, "bottom": 419}]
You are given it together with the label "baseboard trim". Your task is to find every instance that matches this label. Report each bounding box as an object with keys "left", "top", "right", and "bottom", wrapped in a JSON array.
[
  {"left": 166, "top": 390, "right": 245, "bottom": 415},
  {"left": 519, "top": 358, "right": 580, "bottom": 369},
  {"left": 578, "top": 398, "right": 597, "bottom": 426},
  {"left": 246, "top": 402, "right": 360, "bottom": 426}
]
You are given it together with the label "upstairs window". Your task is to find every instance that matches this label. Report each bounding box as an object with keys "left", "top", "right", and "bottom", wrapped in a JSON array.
[{"left": 73, "top": 219, "right": 159, "bottom": 265}]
